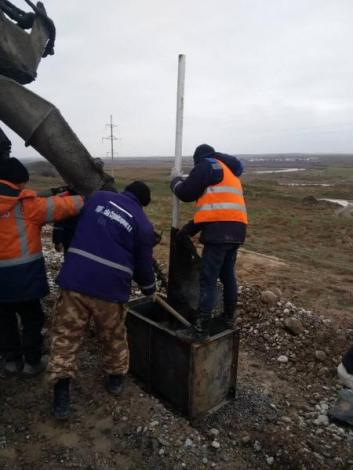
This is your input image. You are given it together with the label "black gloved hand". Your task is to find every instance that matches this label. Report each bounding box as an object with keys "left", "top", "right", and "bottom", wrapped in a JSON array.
[{"left": 50, "top": 185, "right": 70, "bottom": 195}]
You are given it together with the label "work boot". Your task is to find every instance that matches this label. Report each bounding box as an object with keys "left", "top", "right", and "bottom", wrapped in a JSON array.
[
  {"left": 193, "top": 314, "right": 210, "bottom": 340},
  {"left": 4, "top": 360, "right": 23, "bottom": 376},
  {"left": 53, "top": 378, "right": 71, "bottom": 420},
  {"left": 105, "top": 374, "right": 124, "bottom": 396},
  {"left": 22, "top": 356, "right": 48, "bottom": 377},
  {"left": 222, "top": 306, "right": 236, "bottom": 330},
  {"left": 222, "top": 313, "right": 236, "bottom": 330}
]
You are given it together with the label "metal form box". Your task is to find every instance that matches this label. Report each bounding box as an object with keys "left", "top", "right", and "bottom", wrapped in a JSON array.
[{"left": 127, "top": 297, "right": 239, "bottom": 419}]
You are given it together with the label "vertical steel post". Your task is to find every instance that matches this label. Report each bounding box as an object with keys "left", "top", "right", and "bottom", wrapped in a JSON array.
[{"left": 172, "top": 54, "right": 186, "bottom": 229}]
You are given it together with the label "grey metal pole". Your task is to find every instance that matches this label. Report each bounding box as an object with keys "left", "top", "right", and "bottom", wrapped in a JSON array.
[{"left": 172, "top": 54, "right": 186, "bottom": 229}]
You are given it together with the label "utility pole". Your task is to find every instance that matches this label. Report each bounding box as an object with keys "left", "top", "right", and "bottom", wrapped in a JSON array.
[{"left": 102, "top": 115, "right": 118, "bottom": 177}]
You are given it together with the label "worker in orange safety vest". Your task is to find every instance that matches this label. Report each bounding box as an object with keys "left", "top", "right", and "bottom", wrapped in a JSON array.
[
  {"left": 0, "top": 157, "right": 84, "bottom": 376},
  {"left": 170, "top": 144, "right": 247, "bottom": 339}
]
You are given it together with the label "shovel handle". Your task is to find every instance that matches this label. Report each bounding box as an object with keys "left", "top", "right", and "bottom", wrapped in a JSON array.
[{"left": 153, "top": 294, "right": 192, "bottom": 328}]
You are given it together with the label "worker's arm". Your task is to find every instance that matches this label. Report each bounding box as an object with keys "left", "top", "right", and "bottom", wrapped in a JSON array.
[
  {"left": 170, "top": 160, "right": 222, "bottom": 202},
  {"left": 179, "top": 220, "right": 202, "bottom": 238},
  {"left": 133, "top": 225, "right": 156, "bottom": 295},
  {"left": 25, "top": 194, "right": 84, "bottom": 226}
]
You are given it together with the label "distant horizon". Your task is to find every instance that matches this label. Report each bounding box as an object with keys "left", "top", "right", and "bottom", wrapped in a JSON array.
[{"left": 21, "top": 151, "right": 353, "bottom": 162}]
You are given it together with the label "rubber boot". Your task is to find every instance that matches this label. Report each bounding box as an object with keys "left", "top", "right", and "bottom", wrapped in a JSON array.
[
  {"left": 23, "top": 356, "right": 47, "bottom": 377},
  {"left": 105, "top": 374, "right": 124, "bottom": 396},
  {"left": 222, "top": 305, "right": 236, "bottom": 330},
  {"left": 53, "top": 378, "right": 71, "bottom": 420},
  {"left": 4, "top": 359, "right": 23, "bottom": 376}
]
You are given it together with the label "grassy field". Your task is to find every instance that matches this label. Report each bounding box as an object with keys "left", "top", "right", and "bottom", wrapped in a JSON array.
[{"left": 28, "top": 158, "right": 353, "bottom": 315}]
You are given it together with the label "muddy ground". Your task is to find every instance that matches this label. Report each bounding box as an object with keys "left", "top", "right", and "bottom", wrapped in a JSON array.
[{"left": 0, "top": 230, "right": 353, "bottom": 469}]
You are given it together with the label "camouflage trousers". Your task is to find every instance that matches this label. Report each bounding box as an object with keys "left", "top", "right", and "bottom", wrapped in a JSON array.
[{"left": 48, "top": 289, "right": 129, "bottom": 382}]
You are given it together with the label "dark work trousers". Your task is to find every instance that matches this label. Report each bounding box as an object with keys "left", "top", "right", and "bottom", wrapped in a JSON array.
[
  {"left": 0, "top": 300, "right": 44, "bottom": 365},
  {"left": 199, "top": 243, "right": 239, "bottom": 317}
]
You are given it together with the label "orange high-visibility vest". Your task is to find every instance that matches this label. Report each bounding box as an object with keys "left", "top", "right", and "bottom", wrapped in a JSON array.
[
  {"left": 194, "top": 159, "right": 248, "bottom": 224},
  {"left": 0, "top": 179, "right": 83, "bottom": 267}
]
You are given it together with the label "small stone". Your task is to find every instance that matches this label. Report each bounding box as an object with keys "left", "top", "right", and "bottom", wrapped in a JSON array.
[
  {"left": 159, "top": 448, "right": 165, "bottom": 456},
  {"left": 158, "top": 437, "right": 169, "bottom": 446},
  {"left": 318, "top": 367, "right": 329, "bottom": 376},
  {"left": 184, "top": 438, "right": 193, "bottom": 448},
  {"left": 261, "top": 290, "right": 277, "bottom": 305},
  {"left": 277, "top": 355, "right": 289, "bottom": 363},
  {"left": 254, "top": 440, "right": 262, "bottom": 452},
  {"left": 266, "top": 456, "right": 274, "bottom": 465},
  {"left": 136, "top": 426, "right": 142, "bottom": 433},
  {"left": 202, "top": 457, "right": 208, "bottom": 464},
  {"left": 242, "top": 435, "right": 251, "bottom": 444},
  {"left": 284, "top": 317, "right": 304, "bottom": 336},
  {"left": 315, "top": 350, "right": 326, "bottom": 362},
  {"left": 272, "top": 287, "right": 282, "bottom": 298},
  {"left": 280, "top": 416, "right": 292, "bottom": 424},
  {"left": 211, "top": 440, "right": 220, "bottom": 449},
  {"left": 314, "top": 415, "right": 329, "bottom": 426},
  {"left": 208, "top": 428, "right": 219, "bottom": 437},
  {"left": 150, "top": 421, "right": 159, "bottom": 427}
]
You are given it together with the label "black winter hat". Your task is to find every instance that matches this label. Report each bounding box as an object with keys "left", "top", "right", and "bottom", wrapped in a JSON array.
[
  {"left": 193, "top": 144, "right": 215, "bottom": 164},
  {"left": 125, "top": 181, "right": 151, "bottom": 207},
  {"left": 0, "top": 158, "right": 29, "bottom": 184}
]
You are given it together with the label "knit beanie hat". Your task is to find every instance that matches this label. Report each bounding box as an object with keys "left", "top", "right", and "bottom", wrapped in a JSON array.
[
  {"left": 125, "top": 181, "right": 151, "bottom": 207},
  {"left": 0, "top": 158, "right": 29, "bottom": 184},
  {"left": 193, "top": 144, "right": 215, "bottom": 164}
]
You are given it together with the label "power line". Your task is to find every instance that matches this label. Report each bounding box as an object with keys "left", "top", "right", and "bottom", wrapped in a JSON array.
[{"left": 102, "top": 115, "right": 118, "bottom": 177}]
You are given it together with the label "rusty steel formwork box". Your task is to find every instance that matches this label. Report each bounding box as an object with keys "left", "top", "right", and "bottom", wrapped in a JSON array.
[{"left": 126, "top": 297, "right": 239, "bottom": 419}]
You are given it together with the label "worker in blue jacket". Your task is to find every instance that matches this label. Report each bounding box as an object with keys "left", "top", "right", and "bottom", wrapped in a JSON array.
[
  {"left": 48, "top": 181, "right": 156, "bottom": 419},
  {"left": 170, "top": 144, "right": 247, "bottom": 338}
]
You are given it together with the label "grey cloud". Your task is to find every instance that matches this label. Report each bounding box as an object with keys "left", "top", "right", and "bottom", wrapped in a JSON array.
[{"left": 3, "top": 0, "right": 353, "bottom": 159}]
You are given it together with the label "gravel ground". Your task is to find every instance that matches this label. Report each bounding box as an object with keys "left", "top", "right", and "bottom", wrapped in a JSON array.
[{"left": 0, "top": 228, "right": 352, "bottom": 469}]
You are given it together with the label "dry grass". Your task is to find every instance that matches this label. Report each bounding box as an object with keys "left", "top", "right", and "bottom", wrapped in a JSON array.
[{"left": 28, "top": 160, "right": 353, "bottom": 316}]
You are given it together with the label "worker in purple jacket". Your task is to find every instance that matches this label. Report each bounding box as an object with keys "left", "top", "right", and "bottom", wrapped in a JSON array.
[{"left": 48, "top": 181, "right": 156, "bottom": 419}]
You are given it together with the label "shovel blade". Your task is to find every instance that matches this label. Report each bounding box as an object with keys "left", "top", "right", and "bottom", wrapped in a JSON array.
[{"left": 167, "top": 228, "right": 201, "bottom": 319}]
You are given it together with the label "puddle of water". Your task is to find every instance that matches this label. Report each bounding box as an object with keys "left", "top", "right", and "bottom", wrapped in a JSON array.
[
  {"left": 318, "top": 198, "right": 353, "bottom": 207},
  {"left": 255, "top": 168, "right": 306, "bottom": 174},
  {"left": 281, "top": 183, "right": 333, "bottom": 187}
]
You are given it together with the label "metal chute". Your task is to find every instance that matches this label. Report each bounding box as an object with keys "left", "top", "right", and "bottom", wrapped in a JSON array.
[
  {"left": 0, "top": 76, "right": 115, "bottom": 194},
  {"left": 0, "top": 1, "right": 54, "bottom": 84},
  {"left": 0, "top": 2, "right": 115, "bottom": 194}
]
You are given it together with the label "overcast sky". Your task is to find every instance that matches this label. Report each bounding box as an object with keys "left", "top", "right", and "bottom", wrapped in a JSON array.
[{"left": 3, "top": 0, "right": 353, "bottom": 158}]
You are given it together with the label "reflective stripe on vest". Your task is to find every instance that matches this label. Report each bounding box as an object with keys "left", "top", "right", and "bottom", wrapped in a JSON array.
[
  {"left": 72, "top": 195, "right": 84, "bottom": 212},
  {"left": 0, "top": 252, "right": 43, "bottom": 267},
  {"left": 46, "top": 197, "right": 54, "bottom": 222},
  {"left": 194, "top": 159, "right": 248, "bottom": 224},
  {"left": 68, "top": 247, "right": 133, "bottom": 275},
  {"left": 0, "top": 202, "right": 44, "bottom": 267}
]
